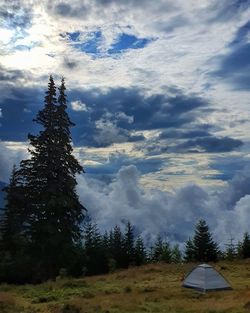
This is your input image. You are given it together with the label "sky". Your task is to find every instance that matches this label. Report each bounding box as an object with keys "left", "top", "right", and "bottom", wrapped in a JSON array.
[{"left": 0, "top": 0, "right": 250, "bottom": 246}]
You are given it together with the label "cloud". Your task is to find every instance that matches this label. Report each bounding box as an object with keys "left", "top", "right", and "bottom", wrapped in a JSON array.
[
  {"left": 0, "top": 85, "right": 43, "bottom": 141},
  {"left": 211, "top": 43, "right": 250, "bottom": 90},
  {"left": 71, "top": 100, "right": 89, "bottom": 112},
  {"left": 207, "top": 0, "right": 250, "bottom": 23},
  {"left": 92, "top": 112, "right": 144, "bottom": 147},
  {"left": 77, "top": 164, "right": 250, "bottom": 246},
  {"left": 51, "top": 2, "right": 90, "bottom": 18},
  {"left": 0, "top": 141, "right": 27, "bottom": 182},
  {"left": 210, "top": 19, "right": 250, "bottom": 90},
  {"left": 0, "top": 0, "right": 249, "bottom": 191},
  {"left": 85, "top": 153, "right": 164, "bottom": 178},
  {"left": 68, "top": 86, "right": 212, "bottom": 147},
  {"left": 0, "top": 1, "right": 32, "bottom": 30},
  {"left": 173, "top": 136, "right": 243, "bottom": 153}
]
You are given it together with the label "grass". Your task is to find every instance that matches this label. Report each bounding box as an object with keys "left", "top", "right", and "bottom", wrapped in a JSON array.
[{"left": 0, "top": 261, "right": 250, "bottom": 313}]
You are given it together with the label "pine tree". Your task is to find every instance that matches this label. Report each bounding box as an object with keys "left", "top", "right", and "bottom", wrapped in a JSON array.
[
  {"left": 162, "top": 242, "right": 171, "bottom": 263},
  {"left": 171, "top": 244, "right": 182, "bottom": 263},
  {"left": 152, "top": 235, "right": 164, "bottom": 262},
  {"left": 192, "top": 219, "right": 219, "bottom": 262},
  {"left": 111, "top": 225, "right": 124, "bottom": 268},
  {"left": 241, "top": 232, "right": 250, "bottom": 259},
  {"left": 83, "top": 220, "right": 108, "bottom": 275},
  {"left": 124, "top": 221, "right": 135, "bottom": 267},
  {"left": 19, "top": 76, "right": 85, "bottom": 280},
  {"left": 0, "top": 165, "right": 25, "bottom": 253},
  {"left": 0, "top": 165, "right": 32, "bottom": 283},
  {"left": 184, "top": 238, "right": 194, "bottom": 262},
  {"left": 134, "top": 236, "right": 147, "bottom": 266}
]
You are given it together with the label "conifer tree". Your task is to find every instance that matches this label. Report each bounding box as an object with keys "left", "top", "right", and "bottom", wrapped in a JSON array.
[
  {"left": 192, "top": 219, "right": 219, "bottom": 262},
  {"left": 241, "top": 232, "right": 250, "bottom": 259},
  {"left": 184, "top": 238, "right": 195, "bottom": 262},
  {"left": 83, "top": 220, "right": 108, "bottom": 275},
  {"left": 0, "top": 165, "right": 24, "bottom": 254},
  {"left": 171, "top": 244, "right": 182, "bottom": 263},
  {"left": 162, "top": 241, "right": 172, "bottom": 263},
  {"left": 152, "top": 235, "right": 164, "bottom": 262},
  {"left": 111, "top": 225, "right": 124, "bottom": 268},
  {"left": 134, "top": 236, "right": 147, "bottom": 266},
  {"left": 19, "top": 76, "right": 85, "bottom": 280},
  {"left": 124, "top": 221, "right": 135, "bottom": 267},
  {"left": 0, "top": 165, "right": 32, "bottom": 282}
]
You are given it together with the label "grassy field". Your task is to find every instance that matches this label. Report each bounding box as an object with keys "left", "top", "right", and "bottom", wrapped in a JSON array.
[{"left": 0, "top": 261, "right": 250, "bottom": 313}]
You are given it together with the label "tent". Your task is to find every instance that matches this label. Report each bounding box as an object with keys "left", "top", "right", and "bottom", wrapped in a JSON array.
[{"left": 182, "top": 263, "right": 232, "bottom": 292}]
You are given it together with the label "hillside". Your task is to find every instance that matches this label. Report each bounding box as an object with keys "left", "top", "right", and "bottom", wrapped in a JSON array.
[{"left": 0, "top": 262, "right": 250, "bottom": 313}]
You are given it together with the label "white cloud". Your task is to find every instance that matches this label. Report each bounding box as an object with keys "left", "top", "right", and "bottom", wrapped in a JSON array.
[
  {"left": 0, "top": 0, "right": 249, "bottom": 191},
  {"left": 77, "top": 164, "right": 250, "bottom": 247},
  {"left": 71, "top": 100, "right": 89, "bottom": 111},
  {"left": 116, "top": 112, "right": 134, "bottom": 124},
  {"left": 0, "top": 141, "right": 28, "bottom": 182}
]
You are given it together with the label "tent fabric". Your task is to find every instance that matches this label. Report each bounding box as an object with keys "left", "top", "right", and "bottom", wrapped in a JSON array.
[{"left": 182, "top": 264, "right": 232, "bottom": 292}]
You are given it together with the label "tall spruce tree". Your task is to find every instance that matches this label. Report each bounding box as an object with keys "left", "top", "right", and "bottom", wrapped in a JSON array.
[
  {"left": 19, "top": 76, "right": 85, "bottom": 280},
  {"left": 111, "top": 225, "right": 124, "bottom": 268},
  {"left": 184, "top": 238, "right": 195, "bottom": 262},
  {"left": 152, "top": 235, "right": 164, "bottom": 262},
  {"left": 0, "top": 165, "right": 24, "bottom": 253},
  {"left": 83, "top": 220, "right": 108, "bottom": 275},
  {"left": 171, "top": 244, "right": 182, "bottom": 263},
  {"left": 192, "top": 219, "right": 219, "bottom": 262},
  {"left": 0, "top": 165, "right": 32, "bottom": 282},
  {"left": 124, "top": 221, "right": 135, "bottom": 267},
  {"left": 134, "top": 236, "right": 147, "bottom": 266}
]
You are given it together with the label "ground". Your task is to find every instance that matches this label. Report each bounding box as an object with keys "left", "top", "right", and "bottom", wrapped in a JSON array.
[{"left": 0, "top": 261, "right": 250, "bottom": 313}]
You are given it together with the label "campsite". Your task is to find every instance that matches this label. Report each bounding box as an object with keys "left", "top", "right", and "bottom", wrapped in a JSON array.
[
  {"left": 0, "top": 261, "right": 250, "bottom": 313},
  {"left": 1, "top": 1, "right": 250, "bottom": 312}
]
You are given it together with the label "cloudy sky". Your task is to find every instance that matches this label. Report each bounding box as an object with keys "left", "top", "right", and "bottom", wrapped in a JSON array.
[{"left": 0, "top": 0, "right": 250, "bottom": 245}]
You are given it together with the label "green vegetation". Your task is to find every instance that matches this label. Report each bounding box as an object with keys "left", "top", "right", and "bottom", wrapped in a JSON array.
[{"left": 0, "top": 262, "right": 249, "bottom": 313}]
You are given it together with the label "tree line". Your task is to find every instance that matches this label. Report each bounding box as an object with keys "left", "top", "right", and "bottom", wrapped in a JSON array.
[{"left": 0, "top": 76, "right": 250, "bottom": 283}]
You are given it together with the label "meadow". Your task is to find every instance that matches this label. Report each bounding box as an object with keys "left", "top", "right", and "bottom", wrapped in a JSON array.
[{"left": 0, "top": 261, "right": 250, "bottom": 313}]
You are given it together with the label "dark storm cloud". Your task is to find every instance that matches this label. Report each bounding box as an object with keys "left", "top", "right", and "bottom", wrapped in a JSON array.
[
  {"left": 0, "top": 86, "right": 43, "bottom": 141},
  {"left": 213, "top": 43, "right": 250, "bottom": 89},
  {"left": 85, "top": 153, "right": 164, "bottom": 177},
  {"left": 174, "top": 136, "right": 243, "bottom": 153},
  {"left": 141, "top": 134, "right": 243, "bottom": 155},
  {"left": 158, "top": 126, "right": 212, "bottom": 140},
  {"left": 0, "top": 80, "right": 243, "bottom": 155},
  {"left": 210, "top": 20, "right": 250, "bottom": 89},
  {"left": 208, "top": 154, "right": 250, "bottom": 181},
  {"left": 67, "top": 87, "right": 210, "bottom": 147}
]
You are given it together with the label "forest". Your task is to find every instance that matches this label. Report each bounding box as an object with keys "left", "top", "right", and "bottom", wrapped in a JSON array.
[{"left": 0, "top": 76, "right": 250, "bottom": 284}]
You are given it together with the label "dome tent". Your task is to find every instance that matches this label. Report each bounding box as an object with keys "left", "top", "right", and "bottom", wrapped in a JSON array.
[{"left": 182, "top": 264, "right": 232, "bottom": 292}]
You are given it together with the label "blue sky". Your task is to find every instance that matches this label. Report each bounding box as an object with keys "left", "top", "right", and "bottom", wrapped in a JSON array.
[{"left": 0, "top": 0, "right": 250, "bottom": 243}]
